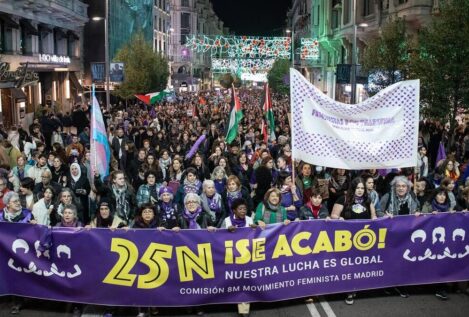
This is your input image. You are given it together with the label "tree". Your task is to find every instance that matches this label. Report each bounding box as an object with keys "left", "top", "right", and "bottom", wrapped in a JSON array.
[
  {"left": 362, "top": 18, "right": 409, "bottom": 96},
  {"left": 267, "top": 59, "right": 290, "bottom": 95},
  {"left": 409, "top": 0, "right": 469, "bottom": 135},
  {"left": 113, "top": 32, "right": 169, "bottom": 99}
]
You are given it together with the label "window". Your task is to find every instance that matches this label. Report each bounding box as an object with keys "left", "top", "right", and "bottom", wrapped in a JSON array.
[
  {"left": 363, "top": 0, "right": 373, "bottom": 16},
  {"left": 398, "top": 0, "right": 408, "bottom": 4},
  {"left": 180, "top": 12, "right": 190, "bottom": 44},
  {"left": 181, "top": 0, "right": 189, "bottom": 7},
  {"left": 343, "top": 0, "right": 350, "bottom": 24},
  {"left": 332, "top": 10, "right": 339, "bottom": 29}
]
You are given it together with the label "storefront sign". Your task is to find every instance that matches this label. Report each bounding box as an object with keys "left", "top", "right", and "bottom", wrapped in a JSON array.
[
  {"left": 38, "top": 54, "right": 71, "bottom": 64},
  {"left": 0, "top": 62, "right": 39, "bottom": 88}
]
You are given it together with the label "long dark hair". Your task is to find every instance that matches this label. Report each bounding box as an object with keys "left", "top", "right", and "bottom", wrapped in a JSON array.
[{"left": 343, "top": 177, "right": 370, "bottom": 214}]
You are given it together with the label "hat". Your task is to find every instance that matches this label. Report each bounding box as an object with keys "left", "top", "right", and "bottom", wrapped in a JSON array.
[
  {"left": 97, "top": 198, "right": 113, "bottom": 212},
  {"left": 159, "top": 186, "right": 173, "bottom": 196}
]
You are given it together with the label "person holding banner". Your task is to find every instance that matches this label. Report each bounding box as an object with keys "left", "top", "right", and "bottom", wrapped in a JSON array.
[
  {"left": 179, "top": 193, "right": 215, "bottom": 230},
  {"left": 200, "top": 179, "right": 226, "bottom": 228},
  {"left": 379, "top": 176, "right": 420, "bottom": 217},
  {"left": 223, "top": 175, "right": 253, "bottom": 215},
  {"left": 222, "top": 198, "right": 256, "bottom": 317},
  {"left": 88, "top": 199, "right": 126, "bottom": 229},
  {"left": 330, "top": 177, "right": 377, "bottom": 304},
  {"left": 254, "top": 188, "right": 290, "bottom": 229},
  {"left": 277, "top": 172, "right": 302, "bottom": 221},
  {"left": 157, "top": 186, "right": 181, "bottom": 230},
  {"left": 55, "top": 204, "right": 82, "bottom": 228}
]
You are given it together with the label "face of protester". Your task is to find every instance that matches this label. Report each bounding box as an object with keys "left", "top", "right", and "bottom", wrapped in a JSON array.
[
  {"left": 146, "top": 174, "right": 156, "bottom": 185},
  {"left": 187, "top": 172, "right": 197, "bottom": 183},
  {"left": 194, "top": 156, "right": 202, "bottom": 166},
  {"left": 53, "top": 158, "right": 62, "bottom": 168},
  {"left": 266, "top": 159, "right": 274, "bottom": 169},
  {"left": 277, "top": 158, "right": 286, "bottom": 169},
  {"left": 227, "top": 180, "right": 238, "bottom": 192},
  {"left": 185, "top": 199, "right": 200, "bottom": 213},
  {"left": 43, "top": 189, "right": 53, "bottom": 202},
  {"left": 234, "top": 204, "right": 248, "bottom": 219},
  {"left": 41, "top": 173, "right": 52, "bottom": 184},
  {"left": 355, "top": 183, "right": 365, "bottom": 197},
  {"left": 415, "top": 181, "right": 426, "bottom": 194},
  {"left": 215, "top": 147, "right": 222, "bottom": 156},
  {"left": 7, "top": 196, "right": 22, "bottom": 213},
  {"left": 447, "top": 181, "right": 455, "bottom": 192},
  {"left": 365, "top": 178, "right": 374, "bottom": 191},
  {"left": 268, "top": 192, "right": 280, "bottom": 206},
  {"left": 218, "top": 159, "right": 227, "bottom": 169},
  {"left": 204, "top": 183, "right": 216, "bottom": 197},
  {"left": 311, "top": 195, "right": 322, "bottom": 207},
  {"left": 141, "top": 208, "right": 155, "bottom": 223},
  {"left": 435, "top": 192, "right": 446, "bottom": 204},
  {"left": 63, "top": 209, "right": 75, "bottom": 223},
  {"left": 419, "top": 147, "right": 427, "bottom": 156},
  {"left": 284, "top": 176, "right": 293, "bottom": 187},
  {"left": 337, "top": 169, "right": 346, "bottom": 176},
  {"left": 161, "top": 192, "right": 172, "bottom": 203},
  {"left": 38, "top": 157, "right": 47, "bottom": 167},
  {"left": 138, "top": 150, "right": 146, "bottom": 160},
  {"left": 260, "top": 152, "right": 269, "bottom": 160},
  {"left": 61, "top": 191, "right": 72, "bottom": 205},
  {"left": 302, "top": 164, "right": 312, "bottom": 177},
  {"left": 283, "top": 148, "right": 292, "bottom": 157},
  {"left": 446, "top": 161, "right": 455, "bottom": 171},
  {"left": 72, "top": 136, "right": 79, "bottom": 144},
  {"left": 172, "top": 160, "right": 181, "bottom": 171},
  {"left": 147, "top": 155, "right": 155, "bottom": 165},
  {"left": 17, "top": 156, "right": 25, "bottom": 167},
  {"left": 239, "top": 154, "right": 247, "bottom": 164},
  {"left": 71, "top": 166, "right": 79, "bottom": 177},
  {"left": 99, "top": 205, "right": 110, "bottom": 219},
  {"left": 117, "top": 129, "right": 124, "bottom": 137},
  {"left": 395, "top": 181, "right": 408, "bottom": 198},
  {"left": 114, "top": 173, "right": 126, "bottom": 187},
  {"left": 162, "top": 151, "right": 169, "bottom": 160}
]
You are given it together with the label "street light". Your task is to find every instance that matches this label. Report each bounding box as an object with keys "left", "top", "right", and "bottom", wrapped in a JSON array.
[
  {"left": 91, "top": 0, "right": 110, "bottom": 109},
  {"left": 351, "top": 0, "right": 368, "bottom": 104}
]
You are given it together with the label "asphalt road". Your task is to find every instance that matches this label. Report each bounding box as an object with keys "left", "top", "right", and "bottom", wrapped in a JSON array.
[{"left": 1, "top": 286, "right": 468, "bottom": 317}]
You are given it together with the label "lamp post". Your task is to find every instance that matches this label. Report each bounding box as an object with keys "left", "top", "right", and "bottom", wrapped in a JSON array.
[
  {"left": 351, "top": 0, "right": 368, "bottom": 104},
  {"left": 92, "top": 0, "right": 110, "bottom": 109}
]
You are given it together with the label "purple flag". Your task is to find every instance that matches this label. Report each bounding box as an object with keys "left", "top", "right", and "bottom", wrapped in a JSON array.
[{"left": 436, "top": 142, "right": 446, "bottom": 167}]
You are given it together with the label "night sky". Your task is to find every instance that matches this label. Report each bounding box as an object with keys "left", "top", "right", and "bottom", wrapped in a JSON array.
[{"left": 211, "top": 0, "right": 292, "bottom": 36}]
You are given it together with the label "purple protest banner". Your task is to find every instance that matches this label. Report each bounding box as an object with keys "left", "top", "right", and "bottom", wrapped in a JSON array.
[{"left": 1, "top": 213, "right": 469, "bottom": 307}]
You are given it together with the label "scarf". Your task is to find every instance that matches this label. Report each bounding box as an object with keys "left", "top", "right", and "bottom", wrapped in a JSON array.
[
  {"left": 183, "top": 206, "right": 202, "bottom": 229},
  {"left": 113, "top": 184, "right": 130, "bottom": 221},
  {"left": 331, "top": 175, "right": 347, "bottom": 190},
  {"left": 306, "top": 201, "right": 320, "bottom": 219},
  {"left": 431, "top": 199, "right": 449, "bottom": 213},
  {"left": 160, "top": 201, "right": 176, "bottom": 220},
  {"left": 60, "top": 219, "right": 78, "bottom": 227},
  {"left": 183, "top": 178, "right": 201, "bottom": 195},
  {"left": 70, "top": 163, "right": 81, "bottom": 183},
  {"left": 97, "top": 215, "right": 114, "bottom": 228},
  {"left": 2, "top": 209, "right": 24, "bottom": 222},
  {"left": 266, "top": 201, "right": 281, "bottom": 212},
  {"left": 200, "top": 193, "right": 222, "bottom": 221},
  {"left": 226, "top": 190, "right": 242, "bottom": 213},
  {"left": 229, "top": 214, "right": 246, "bottom": 228},
  {"left": 355, "top": 195, "right": 364, "bottom": 204},
  {"left": 159, "top": 157, "right": 172, "bottom": 170},
  {"left": 388, "top": 188, "right": 419, "bottom": 215}
]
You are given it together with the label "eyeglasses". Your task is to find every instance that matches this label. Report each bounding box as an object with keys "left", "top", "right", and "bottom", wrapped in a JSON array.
[
  {"left": 142, "top": 210, "right": 154, "bottom": 214},
  {"left": 186, "top": 201, "right": 198, "bottom": 205}
]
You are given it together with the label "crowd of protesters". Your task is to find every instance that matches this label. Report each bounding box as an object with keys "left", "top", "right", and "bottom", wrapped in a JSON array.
[{"left": 0, "top": 87, "right": 468, "bottom": 316}]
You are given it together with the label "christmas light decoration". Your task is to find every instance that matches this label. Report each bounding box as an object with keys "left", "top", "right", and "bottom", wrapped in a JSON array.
[
  {"left": 211, "top": 58, "right": 276, "bottom": 74},
  {"left": 300, "top": 38, "right": 320, "bottom": 60},
  {"left": 185, "top": 35, "right": 291, "bottom": 58}
]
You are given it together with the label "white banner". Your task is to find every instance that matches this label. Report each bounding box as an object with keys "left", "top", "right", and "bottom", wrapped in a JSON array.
[{"left": 290, "top": 68, "right": 419, "bottom": 169}]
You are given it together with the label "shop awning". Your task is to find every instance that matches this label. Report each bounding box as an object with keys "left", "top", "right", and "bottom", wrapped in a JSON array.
[
  {"left": 54, "top": 27, "right": 66, "bottom": 39},
  {"left": 0, "top": 14, "right": 19, "bottom": 29},
  {"left": 10, "top": 88, "right": 27, "bottom": 102},
  {"left": 20, "top": 19, "right": 39, "bottom": 36},
  {"left": 67, "top": 30, "right": 80, "bottom": 40},
  {"left": 38, "top": 23, "right": 52, "bottom": 33}
]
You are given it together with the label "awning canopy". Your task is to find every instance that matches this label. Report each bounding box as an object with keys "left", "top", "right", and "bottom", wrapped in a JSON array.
[
  {"left": 67, "top": 30, "right": 80, "bottom": 40},
  {"left": 10, "top": 88, "right": 27, "bottom": 102},
  {"left": 0, "top": 14, "right": 19, "bottom": 29},
  {"left": 20, "top": 19, "right": 39, "bottom": 36}
]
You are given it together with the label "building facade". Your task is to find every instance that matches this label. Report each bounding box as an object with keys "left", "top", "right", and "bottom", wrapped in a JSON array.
[
  {"left": 169, "top": 0, "right": 226, "bottom": 91},
  {"left": 153, "top": 0, "right": 171, "bottom": 57},
  {"left": 0, "top": 0, "right": 88, "bottom": 128},
  {"left": 289, "top": 0, "right": 437, "bottom": 102}
]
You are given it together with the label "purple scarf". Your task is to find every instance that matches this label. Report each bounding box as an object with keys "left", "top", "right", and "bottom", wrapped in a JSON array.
[
  {"left": 160, "top": 201, "right": 175, "bottom": 220},
  {"left": 227, "top": 190, "right": 242, "bottom": 213},
  {"left": 183, "top": 206, "right": 202, "bottom": 229},
  {"left": 431, "top": 200, "right": 449, "bottom": 213},
  {"left": 183, "top": 179, "right": 201, "bottom": 195},
  {"left": 207, "top": 195, "right": 222, "bottom": 214},
  {"left": 229, "top": 214, "right": 246, "bottom": 228}
]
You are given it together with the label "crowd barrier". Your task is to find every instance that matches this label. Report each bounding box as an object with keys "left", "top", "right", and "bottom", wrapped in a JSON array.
[{"left": 1, "top": 212, "right": 469, "bottom": 306}]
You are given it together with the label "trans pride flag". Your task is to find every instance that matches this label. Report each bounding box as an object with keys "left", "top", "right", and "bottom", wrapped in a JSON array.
[{"left": 90, "top": 88, "right": 111, "bottom": 181}]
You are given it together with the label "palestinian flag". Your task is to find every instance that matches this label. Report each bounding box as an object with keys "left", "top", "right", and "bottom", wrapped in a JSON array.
[
  {"left": 225, "top": 84, "right": 243, "bottom": 144},
  {"left": 134, "top": 90, "right": 170, "bottom": 105},
  {"left": 262, "top": 83, "right": 276, "bottom": 142}
]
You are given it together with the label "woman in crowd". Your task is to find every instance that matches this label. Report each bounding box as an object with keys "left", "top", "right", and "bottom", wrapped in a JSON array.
[
  {"left": 179, "top": 192, "right": 214, "bottom": 230},
  {"left": 295, "top": 162, "right": 314, "bottom": 204},
  {"left": 254, "top": 188, "right": 290, "bottom": 229},
  {"left": 440, "top": 177, "right": 457, "bottom": 210},
  {"left": 136, "top": 170, "right": 160, "bottom": 207},
  {"left": 168, "top": 157, "right": 184, "bottom": 194},
  {"left": 158, "top": 149, "right": 172, "bottom": 181},
  {"left": 66, "top": 163, "right": 91, "bottom": 224},
  {"left": 12, "top": 155, "right": 30, "bottom": 182},
  {"left": 277, "top": 171, "right": 302, "bottom": 221},
  {"left": 19, "top": 177, "right": 36, "bottom": 211},
  {"left": 55, "top": 204, "right": 82, "bottom": 228},
  {"left": 421, "top": 187, "right": 452, "bottom": 214},
  {"left": 417, "top": 146, "right": 429, "bottom": 178},
  {"left": 234, "top": 152, "right": 253, "bottom": 191},
  {"left": 363, "top": 174, "right": 381, "bottom": 215},
  {"left": 130, "top": 203, "right": 162, "bottom": 229},
  {"left": 32, "top": 186, "right": 55, "bottom": 226},
  {"left": 299, "top": 188, "right": 328, "bottom": 220},
  {"left": 211, "top": 166, "right": 227, "bottom": 195},
  {"left": 223, "top": 175, "right": 253, "bottom": 215},
  {"left": 380, "top": 176, "right": 420, "bottom": 216},
  {"left": 440, "top": 158, "right": 460, "bottom": 184},
  {"left": 331, "top": 177, "right": 377, "bottom": 305},
  {"left": 328, "top": 168, "right": 350, "bottom": 211},
  {"left": 191, "top": 153, "right": 211, "bottom": 181},
  {"left": 51, "top": 156, "right": 67, "bottom": 184},
  {"left": 175, "top": 167, "right": 202, "bottom": 207},
  {"left": 157, "top": 186, "right": 180, "bottom": 230},
  {"left": 88, "top": 199, "right": 126, "bottom": 229},
  {"left": 200, "top": 179, "right": 225, "bottom": 228}
]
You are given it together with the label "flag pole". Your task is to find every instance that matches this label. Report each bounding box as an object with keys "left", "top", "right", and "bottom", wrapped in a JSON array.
[{"left": 92, "top": 83, "right": 97, "bottom": 171}]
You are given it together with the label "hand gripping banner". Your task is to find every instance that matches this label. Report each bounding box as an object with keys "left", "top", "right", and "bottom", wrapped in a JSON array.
[
  {"left": 290, "top": 68, "right": 420, "bottom": 169},
  {"left": 1, "top": 213, "right": 469, "bottom": 307}
]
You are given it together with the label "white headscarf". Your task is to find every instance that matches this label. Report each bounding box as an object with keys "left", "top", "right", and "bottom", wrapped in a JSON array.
[{"left": 70, "top": 163, "right": 82, "bottom": 183}]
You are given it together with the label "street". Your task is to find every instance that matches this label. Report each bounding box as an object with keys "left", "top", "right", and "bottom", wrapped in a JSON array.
[{"left": 1, "top": 286, "right": 468, "bottom": 317}]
